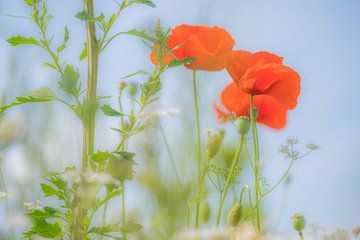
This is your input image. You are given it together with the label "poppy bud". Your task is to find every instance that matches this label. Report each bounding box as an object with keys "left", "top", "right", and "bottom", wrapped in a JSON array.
[
  {"left": 128, "top": 82, "right": 138, "bottom": 97},
  {"left": 236, "top": 116, "right": 250, "bottom": 135},
  {"left": 206, "top": 129, "right": 224, "bottom": 159},
  {"left": 227, "top": 202, "right": 242, "bottom": 227},
  {"left": 291, "top": 214, "right": 305, "bottom": 233},
  {"left": 118, "top": 81, "right": 127, "bottom": 92},
  {"left": 200, "top": 200, "right": 211, "bottom": 223}
]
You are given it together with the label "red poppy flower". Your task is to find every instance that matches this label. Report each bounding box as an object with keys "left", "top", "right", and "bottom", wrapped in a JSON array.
[
  {"left": 225, "top": 50, "right": 300, "bottom": 109},
  {"left": 214, "top": 82, "right": 288, "bottom": 129},
  {"left": 150, "top": 24, "right": 235, "bottom": 71}
]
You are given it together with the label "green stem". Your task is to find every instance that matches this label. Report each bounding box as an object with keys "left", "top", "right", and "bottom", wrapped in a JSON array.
[
  {"left": 299, "top": 232, "right": 304, "bottom": 240},
  {"left": 0, "top": 168, "right": 15, "bottom": 240},
  {"left": 192, "top": 70, "right": 202, "bottom": 228},
  {"left": 159, "top": 123, "right": 182, "bottom": 186},
  {"left": 250, "top": 95, "right": 261, "bottom": 232},
  {"left": 121, "top": 181, "right": 127, "bottom": 240},
  {"left": 215, "top": 135, "right": 245, "bottom": 226},
  {"left": 72, "top": 0, "right": 98, "bottom": 239}
]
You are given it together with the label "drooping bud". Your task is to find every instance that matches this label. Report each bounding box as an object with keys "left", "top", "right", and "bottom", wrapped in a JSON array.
[
  {"left": 118, "top": 81, "right": 127, "bottom": 93},
  {"left": 128, "top": 82, "right": 138, "bottom": 97},
  {"left": 291, "top": 214, "right": 305, "bottom": 233},
  {"left": 200, "top": 200, "right": 211, "bottom": 223},
  {"left": 236, "top": 116, "right": 250, "bottom": 135},
  {"left": 206, "top": 129, "right": 224, "bottom": 159},
  {"left": 227, "top": 202, "right": 242, "bottom": 227}
]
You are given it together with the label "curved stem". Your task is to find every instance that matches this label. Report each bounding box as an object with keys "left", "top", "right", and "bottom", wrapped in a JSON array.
[
  {"left": 121, "top": 181, "right": 127, "bottom": 240},
  {"left": 215, "top": 135, "right": 245, "bottom": 226},
  {"left": 262, "top": 158, "right": 295, "bottom": 197},
  {"left": 250, "top": 95, "right": 261, "bottom": 232},
  {"left": 239, "top": 184, "right": 255, "bottom": 226},
  {"left": 192, "top": 70, "right": 202, "bottom": 228},
  {"left": 159, "top": 122, "right": 182, "bottom": 186}
]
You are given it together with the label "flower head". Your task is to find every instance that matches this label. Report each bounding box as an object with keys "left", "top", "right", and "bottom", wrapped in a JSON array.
[
  {"left": 226, "top": 50, "right": 301, "bottom": 109},
  {"left": 214, "top": 82, "right": 288, "bottom": 129},
  {"left": 151, "top": 24, "right": 235, "bottom": 71}
]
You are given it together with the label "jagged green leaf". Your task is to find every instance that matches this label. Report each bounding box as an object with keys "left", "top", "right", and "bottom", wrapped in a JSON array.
[
  {"left": 168, "top": 57, "right": 196, "bottom": 68},
  {"left": 58, "top": 65, "right": 80, "bottom": 96},
  {"left": 100, "top": 104, "right": 124, "bottom": 117},
  {"left": 0, "top": 87, "right": 58, "bottom": 113},
  {"left": 125, "top": 0, "right": 156, "bottom": 8},
  {"left": 7, "top": 36, "right": 39, "bottom": 46},
  {"left": 75, "top": 11, "right": 104, "bottom": 22}
]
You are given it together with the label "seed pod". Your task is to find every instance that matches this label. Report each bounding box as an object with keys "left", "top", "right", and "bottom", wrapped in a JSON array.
[
  {"left": 206, "top": 129, "right": 224, "bottom": 159},
  {"left": 236, "top": 116, "right": 250, "bottom": 135},
  {"left": 227, "top": 202, "right": 242, "bottom": 227},
  {"left": 291, "top": 214, "right": 305, "bottom": 232},
  {"left": 118, "top": 81, "right": 127, "bottom": 92},
  {"left": 200, "top": 201, "right": 211, "bottom": 223}
]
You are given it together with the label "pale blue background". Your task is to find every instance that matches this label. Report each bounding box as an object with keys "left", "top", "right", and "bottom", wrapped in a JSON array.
[{"left": 0, "top": 0, "right": 359, "bottom": 236}]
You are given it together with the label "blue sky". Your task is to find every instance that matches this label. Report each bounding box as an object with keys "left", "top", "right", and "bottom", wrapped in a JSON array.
[{"left": 1, "top": 0, "right": 360, "bottom": 235}]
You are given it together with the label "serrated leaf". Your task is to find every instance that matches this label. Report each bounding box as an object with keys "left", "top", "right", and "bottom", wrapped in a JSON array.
[
  {"left": 168, "top": 57, "right": 196, "bottom": 68},
  {"left": 40, "top": 183, "right": 64, "bottom": 200},
  {"left": 91, "top": 150, "right": 111, "bottom": 163},
  {"left": 75, "top": 11, "right": 104, "bottom": 22},
  {"left": 7, "top": 36, "right": 38, "bottom": 46},
  {"left": 122, "top": 70, "right": 150, "bottom": 79},
  {"left": 79, "top": 43, "right": 87, "bottom": 61},
  {"left": 100, "top": 104, "right": 124, "bottom": 117},
  {"left": 126, "top": 0, "right": 156, "bottom": 8},
  {"left": 0, "top": 87, "right": 58, "bottom": 113},
  {"left": 58, "top": 65, "right": 80, "bottom": 96},
  {"left": 123, "top": 29, "right": 157, "bottom": 43},
  {"left": 57, "top": 26, "right": 69, "bottom": 53}
]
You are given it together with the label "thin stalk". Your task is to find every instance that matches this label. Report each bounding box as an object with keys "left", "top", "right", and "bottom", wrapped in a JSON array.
[
  {"left": 192, "top": 70, "right": 202, "bottom": 228},
  {"left": 159, "top": 123, "right": 182, "bottom": 186},
  {"left": 215, "top": 135, "right": 245, "bottom": 226},
  {"left": 0, "top": 169, "right": 15, "bottom": 240},
  {"left": 249, "top": 95, "right": 261, "bottom": 232},
  {"left": 299, "top": 232, "right": 304, "bottom": 240},
  {"left": 121, "top": 181, "right": 127, "bottom": 240}
]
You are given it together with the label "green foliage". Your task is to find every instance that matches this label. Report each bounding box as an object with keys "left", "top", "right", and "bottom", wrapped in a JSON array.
[
  {"left": 100, "top": 104, "right": 124, "bottom": 117},
  {"left": 0, "top": 87, "right": 58, "bottom": 113},
  {"left": 124, "top": 0, "right": 156, "bottom": 8},
  {"left": 7, "top": 36, "right": 39, "bottom": 46},
  {"left": 58, "top": 65, "right": 81, "bottom": 97},
  {"left": 75, "top": 11, "right": 105, "bottom": 22},
  {"left": 108, "top": 152, "right": 138, "bottom": 181}
]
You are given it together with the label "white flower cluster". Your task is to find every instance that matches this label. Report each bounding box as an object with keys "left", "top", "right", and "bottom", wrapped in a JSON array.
[
  {"left": 23, "top": 200, "right": 42, "bottom": 212},
  {"left": 136, "top": 108, "right": 182, "bottom": 120}
]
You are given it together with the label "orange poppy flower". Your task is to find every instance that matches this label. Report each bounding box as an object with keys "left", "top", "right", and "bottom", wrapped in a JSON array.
[
  {"left": 225, "top": 50, "right": 300, "bottom": 109},
  {"left": 150, "top": 24, "right": 235, "bottom": 71},
  {"left": 214, "top": 82, "right": 288, "bottom": 129}
]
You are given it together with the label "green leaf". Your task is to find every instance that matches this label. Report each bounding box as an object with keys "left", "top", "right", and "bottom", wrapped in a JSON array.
[
  {"left": 168, "top": 57, "right": 196, "bottom": 68},
  {"left": 97, "top": 189, "right": 122, "bottom": 209},
  {"left": 7, "top": 36, "right": 38, "bottom": 46},
  {"left": 107, "top": 153, "right": 137, "bottom": 181},
  {"left": 27, "top": 209, "right": 62, "bottom": 238},
  {"left": 123, "top": 221, "right": 142, "bottom": 233},
  {"left": 122, "top": 70, "right": 150, "bottom": 79},
  {"left": 0, "top": 87, "right": 58, "bottom": 113},
  {"left": 123, "top": 29, "right": 157, "bottom": 43},
  {"left": 57, "top": 26, "right": 69, "bottom": 53},
  {"left": 75, "top": 11, "right": 104, "bottom": 22},
  {"left": 100, "top": 104, "right": 124, "bottom": 117},
  {"left": 91, "top": 150, "right": 111, "bottom": 163},
  {"left": 125, "top": 0, "right": 156, "bottom": 8},
  {"left": 58, "top": 65, "right": 80, "bottom": 96},
  {"left": 40, "top": 183, "right": 64, "bottom": 200},
  {"left": 79, "top": 43, "right": 87, "bottom": 61}
]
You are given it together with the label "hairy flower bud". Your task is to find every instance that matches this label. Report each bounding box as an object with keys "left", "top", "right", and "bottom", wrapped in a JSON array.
[
  {"left": 227, "top": 202, "right": 242, "bottom": 227},
  {"left": 128, "top": 82, "right": 138, "bottom": 96},
  {"left": 236, "top": 116, "right": 250, "bottom": 135},
  {"left": 206, "top": 129, "right": 224, "bottom": 159},
  {"left": 291, "top": 214, "right": 305, "bottom": 232}
]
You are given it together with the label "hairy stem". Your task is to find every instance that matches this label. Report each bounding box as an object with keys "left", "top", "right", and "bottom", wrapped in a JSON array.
[
  {"left": 215, "top": 135, "right": 245, "bottom": 226},
  {"left": 192, "top": 70, "right": 202, "bottom": 228},
  {"left": 250, "top": 95, "right": 261, "bottom": 232}
]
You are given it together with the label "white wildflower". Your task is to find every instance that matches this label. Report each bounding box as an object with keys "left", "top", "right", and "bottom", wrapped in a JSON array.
[
  {"left": 136, "top": 108, "right": 182, "bottom": 120},
  {"left": 0, "top": 191, "right": 10, "bottom": 199}
]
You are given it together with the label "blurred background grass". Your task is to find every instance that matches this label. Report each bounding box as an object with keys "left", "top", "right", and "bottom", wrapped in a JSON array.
[{"left": 0, "top": 0, "right": 360, "bottom": 238}]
